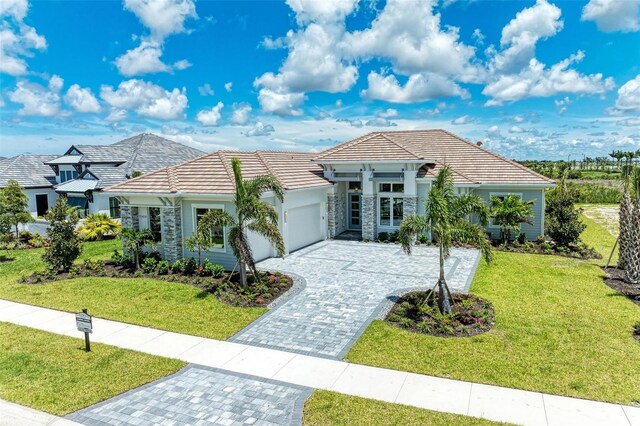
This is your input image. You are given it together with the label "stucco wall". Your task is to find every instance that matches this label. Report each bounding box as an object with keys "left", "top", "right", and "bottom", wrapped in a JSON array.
[
  {"left": 89, "top": 193, "right": 111, "bottom": 215},
  {"left": 23, "top": 188, "right": 58, "bottom": 218}
]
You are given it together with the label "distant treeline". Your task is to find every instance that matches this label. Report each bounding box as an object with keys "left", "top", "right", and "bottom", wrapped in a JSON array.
[{"left": 519, "top": 149, "right": 640, "bottom": 180}]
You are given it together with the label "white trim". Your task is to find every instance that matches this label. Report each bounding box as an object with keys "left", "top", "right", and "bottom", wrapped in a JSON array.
[
  {"left": 488, "top": 192, "right": 523, "bottom": 229},
  {"left": 478, "top": 183, "right": 555, "bottom": 189},
  {"left": 313, "top": 159, "right": 432, "bottom": 165},
  {"left": 377, "top": 194, "right": 404, "bottom": 228},
  {"left": 191, "top": 203, "right": 226, "bottom": 252}
]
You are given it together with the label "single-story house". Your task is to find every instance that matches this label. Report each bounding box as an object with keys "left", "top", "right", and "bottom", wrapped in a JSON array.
[
  {"left": 0, "top": 133, "right": 205, "bottom": 218},
  {"left": 104, "top": 129, "right": 555, "bottom": 267},
  {"left": 0, "top": 155, "right": 58, "bottom": 217}
]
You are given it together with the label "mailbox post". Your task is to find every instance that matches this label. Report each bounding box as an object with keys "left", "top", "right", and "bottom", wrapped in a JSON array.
[{"left": 75, "top": 308, "right": 92, "bottom": 352}]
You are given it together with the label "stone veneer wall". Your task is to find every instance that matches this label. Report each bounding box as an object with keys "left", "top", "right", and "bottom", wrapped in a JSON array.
[
  {"left": 403, "top": 196, "right": 418, "bottom": 219},
  {"left": 327, "top": 192, "right": 347, "bottom": 238},
  {"left": 362, "top": 195, "right": 376, "bottom": 241},
  {"left": 120, "top": 205, "right": 139, "bottom": 230},
  {"left": 161, "top": 206, "right": 183, "bottom": 263}
]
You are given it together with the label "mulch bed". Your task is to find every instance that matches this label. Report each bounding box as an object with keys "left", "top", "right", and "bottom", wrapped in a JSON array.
[
  {"left": 385, "top": 290, "right": 495, "bottom": 338},
  {"left": 20, "top": 261, "right": 293, "bottom": 308},
  {"left": 602, "top": 267, "right": 640, "bottom": 308},
  {"left": 493, "top": 241, "right": 601, "bottom": 260}
]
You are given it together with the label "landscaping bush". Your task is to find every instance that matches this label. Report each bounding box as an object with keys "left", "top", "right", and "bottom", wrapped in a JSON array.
[
  {"left": 377, "top": 232, "right": 389, "bottom": 242},
  {"left": 171, "top": 258, "right": 185, "bottom": 273},
  {"left": 183, "top": 257, "right": 197, "bottom": 275},
  {"left": 567, "top": 182, "right": 622, "bottom": 204},
  {"left": 77, "top": 213, "right": 122, "bottom": 240},
  {"left": 416, "top": 233, "right": 430, "bottom": 245},
  {"left": 142, "top": 256, "right": 158, "bottom": 274},
  {"left": 156, "top": 260, "right": 170, "bottom": 275},
  {"left": 111, "top": 250, "right": 132, "bottom": 268},
  {"left": 204, "top": 262, "right": 224, "bottom": 278},
  {"left": 545, "top": 183, "right": 586, "bottom": 248},
  {"left": 42, "top": 197, "right": 82, "bottom": 273},
  {"left": 389, "top": 231, "right": 399, "bottom": 243}
]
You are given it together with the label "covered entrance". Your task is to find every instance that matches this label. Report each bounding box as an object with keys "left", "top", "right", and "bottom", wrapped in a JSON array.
[
  {"left": 348, "top": 193, "right": 361, "bottom": 230},
  {"left": 35, "top": 194, "right": 48, "bottom": 217}
]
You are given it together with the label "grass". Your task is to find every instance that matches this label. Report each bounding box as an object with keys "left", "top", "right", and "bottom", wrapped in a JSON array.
[
  {"left": 0, "top": 321, "right": 184, "bottom": 416},
  {"left": 346, "top": 217, "right": 640, "bottom": 405},
  {"left": 303, "top": 391, "right": 507, "bottom": 425},
  {"left": 0, "top": 240, "right": 266, "bottom": 340}
]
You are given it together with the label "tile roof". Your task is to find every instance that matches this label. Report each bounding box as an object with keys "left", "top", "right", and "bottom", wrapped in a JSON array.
[
  {"left": 313, "top": 133, "right": 426, "bottom": 162},
  {"left": 0, "top": 155, "right": 57, "bottom": 188},
  {"left": 104, "top": 151, "right": 329, "bottom": 195},
  {"left": 315, "top": 130, "right": 554, "bottom": 185}
]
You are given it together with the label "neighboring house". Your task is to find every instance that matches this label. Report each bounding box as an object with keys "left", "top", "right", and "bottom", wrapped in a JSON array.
[
  {"left": 104, "top": 129, "right": 555, "bottom": 267},
  {"left": 0, "top": 155, "right": 58, "bottom": 217},
  {"left": 1, "top": 133, "right": 205, "bottom": 218}
]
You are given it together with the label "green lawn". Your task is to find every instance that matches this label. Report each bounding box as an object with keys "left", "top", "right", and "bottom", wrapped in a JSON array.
[
  {"left": 303, "top": 391, "right": 507, "bottom": 426},
  {"left": 0, "top": 240, "right": 265, "bottom": 340},
  {"left": 345, "top": 217, "right": 640, "bottom": 405},
  {"left": 0, "top": 321, "right": 184, "bottom": 416}
]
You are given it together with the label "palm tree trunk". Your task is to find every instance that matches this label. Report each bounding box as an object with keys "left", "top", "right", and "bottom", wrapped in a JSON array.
[
  {"left": 239, "top": 259, "right": 247, "bottom": 287},
  {"left": 438, "top": 239, "right": 452, "bottom": 315}
]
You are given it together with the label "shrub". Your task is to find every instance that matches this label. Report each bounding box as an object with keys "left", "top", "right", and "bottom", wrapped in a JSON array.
[
  {"left": 377, "top": 232, "right": 389, "bottom": 242},
  {"left": 545, "top": 182, "right": 586, "bottom": 248},
  {"left": 204, "top": 262, "right": 224, "bottom": 278},
  {"left": 111, "top": 250, "right": 132, "bottom": 267},
  {"left": 183, "top": 257, "right": 197, "bottom": 275},
  {"left": 77, "top": 213, "right": 121, "bottom": 240},
  {"left": 28, "top": 233, "right": 46, "bottom": 248},
  {"left": 416, "top": 233, "right": 430, "bottom": 245},
  {"left": 516, "top": 232, "right": 527, "bottom": 245},
  {"left": 19, "top": 230, "right": 35, "bottom": 243},
  {"left": 389, "top": 231, "right": 399, "bottom": 243},
  {"left": 171, "top": 258, "right": 185, "bottom": 273},
  {"left": 157, "top": 260, "right": 170, "bottom": 275},
  {"left": 142, "top": 256, "right": 158, "bottom": 274},
  {"left": 42, "top": 197, "right": 82, "bottom": 273}
]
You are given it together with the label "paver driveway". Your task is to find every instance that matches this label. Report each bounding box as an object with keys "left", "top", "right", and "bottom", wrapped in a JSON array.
[{"left": 232, "top": 240, "right": 480, "bottom": 358}]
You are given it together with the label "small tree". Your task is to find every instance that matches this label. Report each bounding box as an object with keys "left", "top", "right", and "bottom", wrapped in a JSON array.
[
  {"left": 121, "top": 228, "right": 156, "bottom": 269},
  {"left": 77, "top": 213, "right": 122, "bottom": 240},
  {"left": 184, "top": 226, "right": 215, "bottom": 266},
  {"left": 398, "top": 166, "right": 494, "bottom": 315},
  {"left": 545, "top": 181, "right": 586, "bottom": 248},
  {"left": 42, "top": 197, "right": 82, "bottom": 272},
  {"left": 0, "top": 180, "right": 33, "bottom": 237},
  {"left": 490, "top": 195, "right": 534, "bottom": 243}
]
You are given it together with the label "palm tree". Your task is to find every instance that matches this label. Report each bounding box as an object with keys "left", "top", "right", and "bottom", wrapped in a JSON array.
[
  {"left": 490, "top": 195, "right": 534, "bottom": 243},
  {"left": 198, "top": 157, "right": 285, "bottom": 287},
  {"left": 121, "top": 228, "right": 155, "bottom": 269},
  {"left": 77, "top": 213, "right": 122, "bottom": 240},
  {"left": 398, "top": 165, "right": 494, "bottom": 315}
]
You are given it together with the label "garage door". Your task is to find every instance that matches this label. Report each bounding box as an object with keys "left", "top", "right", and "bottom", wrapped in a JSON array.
[{"left": 288, "top": 203, "right": 323, "bottom": 252}]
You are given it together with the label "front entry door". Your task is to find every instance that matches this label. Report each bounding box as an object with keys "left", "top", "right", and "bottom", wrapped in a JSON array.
[
  {"left": 35, "top": 194, "right": 48, "bottom": 217},
  {"left": 348, "top": 193, "right": 362, "bottom": 230}
]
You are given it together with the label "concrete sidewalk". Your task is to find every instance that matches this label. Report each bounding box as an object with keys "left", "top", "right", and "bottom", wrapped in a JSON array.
[
  {"left": 1, "top": 298, "right": 639, "bottom": 426},
  {"left": 0, "top": 398, "right": 80, "bottom": 426}
]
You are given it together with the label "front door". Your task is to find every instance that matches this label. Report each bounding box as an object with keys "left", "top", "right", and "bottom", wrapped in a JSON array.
[
  {"left": 35, "top": 194, "right": 48, "bottom": 217},
  {"left": 348, "top": 193, "right": 362, "bottom": 230}
]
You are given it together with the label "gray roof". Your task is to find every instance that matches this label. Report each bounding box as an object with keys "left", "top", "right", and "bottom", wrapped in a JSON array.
[
  {"left": 0, "top": 155, "right": 57, "bottom": 188},
  {"left": 54, "top": 134, "right": 206, "bottom": 193},
  {"left": 44, "top": 155, "right": 84, "bottom": 165},
  {"left": 54, "top": 179, "right": 98, "bottom": 193}
]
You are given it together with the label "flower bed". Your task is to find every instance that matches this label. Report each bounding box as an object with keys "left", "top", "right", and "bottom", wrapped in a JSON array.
[
  {"left": 0, "top": 231, "right": 49, "bottom": 250},
  {"left": 493, "top": 238, "right": 600, "bottom": 260},
  {"left": 20, "top": 253, "right": 293, "bottom": 308},
  {"left": 385, "top": 290, "right": 495, "bottom": 337}
]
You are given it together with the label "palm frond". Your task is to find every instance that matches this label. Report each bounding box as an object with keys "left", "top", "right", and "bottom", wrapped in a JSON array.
[
  {"left": 199, "top": 209, "right": 236, "bottom": 229},
  {"left": 432, "top": 165, "right": 455, "bottom": 201},
  {"left": 397, "top": 214, "right": 429, "bottom": 255},
  {"left": 451, "top": 220, "right": 494, "bottom": 264},
  {"left": 451, "top": 193, "right": 491, "bottom": 226},
  {"left": 245, "top": 175, "right": 284, "bottom": 203}
]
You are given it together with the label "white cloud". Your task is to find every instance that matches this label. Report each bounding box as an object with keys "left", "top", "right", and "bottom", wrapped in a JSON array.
[
  {"left": 365, "top": 117, "right": 397, "bottom": 127},
  {"left": 224, "top": 81, "right": 233, "bottom": 92},
  {"left": 377, "top": 108, "right": 398, "bottom": 118},
  {"left": 0, "top": 0, "right": 47, "bottom": 76},
  {"left": 256, "top": 88, "right": 305, "bottom": 116},
  {"left": 115, "top": 0, "right": 197, "bottom": 76},
  {"left": 361, "top": 71, "right": 468, "bottom": 103},
  {"left": 582, "top": 0, "right": 640, "bottom": 33},
  {"left": 64, "top": 84, "right": 100, "bottom": 113},
  {"left": 245, "top": 121, "right": 275, "bottom": 137},
  {"left": 489, "top": 0, "right": 563, "bottom": 74},
  {"left": 230, "top": 103, "right": 252, "bottom": 125},
  {"left": 100, "top": 79, "right": 188, "bottom": 120},
  {"left": 123, "top": 0, "right": 197, "bottom": 40},
  {"left": 105, "top": 107, "right": 128, "bottom": 122},
  {"left": 343, "top": 0, "right": 479, "bottom": 80},
  {"left": 8, "top": 75, "right": 63, "bottom": 117},
  {"left": 335, "top": 99, "right": 342, "bottom": 108},
  {"left": 554, "top": 96, "right": 571, "bottom": 114},
  {"left": 483, "top": 51, "right": 615, "bottom": 105},
  {"left": 486, "top": 125, "right": 502, "bottom": 138},
  {"left": 196, "top": 101, "right": 224, "bottom": 126},
  {"left": 336, "top": 117, "right": 363, "bottom": 127},
  {"left": 198, "top": 83, "right": 214, "bottom": 96},
  {"left": 286, "top": 0, "right": 357, "bottom": 25},
  {"left": 509, "top": 125, "right": 525, "bottom": 133},
  {"left": 614, "top": 75, "right": 640, "bottom": 111},
  {"left": 472, "top": 28, "right": 485, "bottom": 45},
  {"left": 451, "top": 115, "right": 474, "bottom": 125}
]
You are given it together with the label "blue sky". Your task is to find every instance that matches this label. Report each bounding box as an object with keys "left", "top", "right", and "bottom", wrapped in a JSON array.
[{"left": 0, "top": 0, "right": 639, "bottom": 160}]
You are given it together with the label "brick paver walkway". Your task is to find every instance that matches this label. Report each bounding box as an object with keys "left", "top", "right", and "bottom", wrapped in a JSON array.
[{"left": 231, "top": 241, "right": 480, "bottom": 357}]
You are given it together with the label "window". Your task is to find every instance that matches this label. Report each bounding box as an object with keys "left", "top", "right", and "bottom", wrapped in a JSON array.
[
  {"left": 379, "top": 196, "right": 403, "bottom": 227},
  {"left": 194, "top": 207, "right": 225, "bottom": 249},
  {"left": 109, "top": 197, "right": 121, "bottom": 218},
  {"left": 149, "top": 207, "right": 162, "bottom": 242},
  {"left": 348, "top": 181, "right": 361, "bottom": 191},
  {"left": 59, "top": 170, "right": 79, "bottom": 182},
  {"left": 379, "top": 183, "right": 404, "bottom": 193}
]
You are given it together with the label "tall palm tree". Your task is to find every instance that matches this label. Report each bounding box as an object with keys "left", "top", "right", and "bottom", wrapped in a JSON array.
[
  {"left": 490, "top": 195, "right": 534, "bottom": 243},
  {"left": 198, "top": 157, "right": 285, "bottom": 287},
  {"left": 398, "top": 165, "right": 494, "bottom": 315}
]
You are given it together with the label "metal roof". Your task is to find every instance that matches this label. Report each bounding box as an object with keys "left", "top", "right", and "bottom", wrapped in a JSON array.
[{"left": 54, "top": 179, "right": 98, "bottom": 193}]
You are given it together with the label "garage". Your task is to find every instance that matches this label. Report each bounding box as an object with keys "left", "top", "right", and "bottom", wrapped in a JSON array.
[{"left": 287, "top": 203, "right": 324, "bottom": 252}]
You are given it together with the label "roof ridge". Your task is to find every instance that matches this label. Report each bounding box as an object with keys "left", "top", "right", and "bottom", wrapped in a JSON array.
[
  {"left": 433, "top": 159, "right": 478, "bottom": 183},
  {"left": 439, "top": 128, "right": 555, "bottom": 184},
  {"left": 217, "top": 151, "right": 236, "bottom": 189},
  {"left": 255, "top": 151, "right": 279, "bottom": 178},
  {"left": 166, "top": 167, "right": 180, "bottom": 193},
  {"left": 125, "top": 134, "right": 145, "bottom": 176},
  {"left": 312, "top": 132, "right": 378, "bottom": 160},
  {"left": 378, "top": 133, "right": 423, "bottom": 159}
]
